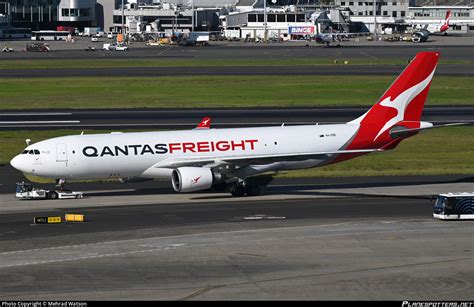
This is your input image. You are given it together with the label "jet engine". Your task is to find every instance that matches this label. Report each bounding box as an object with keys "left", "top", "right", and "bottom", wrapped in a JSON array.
[
  {"left": 412, "top": 31, "right": 428, "bottom": 43},
  {"left": 171, "top": 167, "right": 217, "bottom": 193}
]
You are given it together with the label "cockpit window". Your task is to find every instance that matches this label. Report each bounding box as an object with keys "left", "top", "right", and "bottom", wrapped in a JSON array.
[{"left": 26, "top": 149, "right": 40, "bottom": 155}]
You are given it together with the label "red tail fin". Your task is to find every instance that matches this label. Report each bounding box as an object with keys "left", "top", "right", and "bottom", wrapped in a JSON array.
[
  {"left": 348, "top": 51, "right": 439, "bottom": 146},
  {"left": 445, "top": 10, "right": 451, "bottom": 24},
  {"left": 440, "top": 10, "right": 451, "bottom": 32}
]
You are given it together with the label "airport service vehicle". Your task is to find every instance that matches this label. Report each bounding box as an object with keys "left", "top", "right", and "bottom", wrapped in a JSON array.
[
  {"left": 31, "top": 30, "right": 69, "bottom": 41},
  {"left": 83, "top": 27, "right": 100, "bottom": 37},
  {"left": 2, "top": 47, "right": 14, "bottom": 52},
  {"left": 433, "top": 193, "right": 474, "bottom": 220},
  {"left": 178, "top": 32, "right": 210, "bottom": 46},
  {"left": 15, "top": 182, "right": 83, "bottom": 200},
  {"left": 107, "top": 32, "right": 118, "bottom": 39},
  {"left": 0, "top": 27, "right": 31, "bottom": 39},
  {"left": 103, "top": 43, "right": 128, "bottom": 51},
  {"left": 26, "top": 43, "right": 50, "bottom": 52},
  {"left": 91, "top": 36, "right": 99, "bottom": 42},
  {"left": 10, "top": 52, "right": 464, "bottom": 197},
  {"left": 115, "top": 44, "right": 128, "bottom": 51},
  {"left": 103, "top": 43, "right": 115, "bottom": 50}
]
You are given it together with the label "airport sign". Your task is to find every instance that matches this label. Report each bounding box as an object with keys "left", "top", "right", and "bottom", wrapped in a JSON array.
[{"left": 288, "top": 26, "right": 315, "bottom": 35}]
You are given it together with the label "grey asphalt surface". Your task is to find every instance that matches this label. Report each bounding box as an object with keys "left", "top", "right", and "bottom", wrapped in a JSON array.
[
  {"left": 0, "top": 197, "right": 433, "bottom": 246},
  {"left": 0, "top": 193, "right": 472, "bottom": 300},
  {"left": 1, "top": 106, "right": 473, "bottom": 130},
  {"left": 1, "top": 40, "right": 473, "bottom": 78},
  {"left": 2, "top": 63, "right": 473, "bottom": 78},
  {"left": 1, "top": 38, "right": 473, "bottom": 60}
]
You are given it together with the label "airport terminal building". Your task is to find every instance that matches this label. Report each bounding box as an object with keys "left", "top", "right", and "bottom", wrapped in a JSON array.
[
  {"left": 1, "top": 0, "right": 473, "bottom": 35},
  {"left": 0, "top": 0, "right": 98, "bottom": 30}
]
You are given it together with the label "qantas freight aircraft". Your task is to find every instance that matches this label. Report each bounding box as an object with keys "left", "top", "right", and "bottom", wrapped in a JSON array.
[
  {"left": 10, "top": 52, "right": 457, "bottom": 196},
  {"left": 406, "top": 10, "right": 451, "bottom": 35}
]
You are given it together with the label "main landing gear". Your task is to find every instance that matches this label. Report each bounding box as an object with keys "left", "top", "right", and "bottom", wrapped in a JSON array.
[{"left": 230, "top": 182, "right": 261, "bottom": 197}]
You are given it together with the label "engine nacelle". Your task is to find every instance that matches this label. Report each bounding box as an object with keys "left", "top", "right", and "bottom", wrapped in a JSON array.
[{"left": 171, "top": 167, "right": 215, "bottom": 193}]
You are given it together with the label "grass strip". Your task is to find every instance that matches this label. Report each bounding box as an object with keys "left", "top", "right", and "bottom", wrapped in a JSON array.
[{"left": 0, "top": 75, "right": 472, "bottom": 110}]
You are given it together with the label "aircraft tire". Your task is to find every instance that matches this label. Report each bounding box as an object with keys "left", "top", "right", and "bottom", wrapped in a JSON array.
[{"left": 230, "top": 185, "right": 245, "bottom": 197}]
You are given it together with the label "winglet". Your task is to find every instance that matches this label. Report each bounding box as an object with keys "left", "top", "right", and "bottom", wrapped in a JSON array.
[{"left": 195, "top": 117, "right": 211, "bottom": 129}]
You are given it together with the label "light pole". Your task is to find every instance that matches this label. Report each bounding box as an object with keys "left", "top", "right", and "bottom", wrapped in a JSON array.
[
  {"left": 263, "top": 0, "right": 267, "bottom": 42},
  {"left": 191, "top": 0, "right": 194, "bottom": 32},
  {"left": 373, "top": 0, "right": 377, "bottom": 40},
  {"left": 121, "top": 0, "right": 125, "bottom": 35}
]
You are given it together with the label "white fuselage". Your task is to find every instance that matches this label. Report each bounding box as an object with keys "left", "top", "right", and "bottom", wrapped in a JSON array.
[
  {"left": 406, "top": 20, "right": 448, "bottom": 34},
  {"left": 11, "top": 124, "right": 359, "bottom": 180}
]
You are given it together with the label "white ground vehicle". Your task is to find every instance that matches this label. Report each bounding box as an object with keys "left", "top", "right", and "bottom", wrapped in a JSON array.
[
  {"left": 103, "top": 43, "right": 128, "bottom": 51},
  {"left": 115, "top": 44, "right": 128, "bottom": 51},
  {"left": 91, "top": 37, "right": 99, "bottom": 42},
  {"left": 31, "top": 30, "right": 69, "bottom": 41},
  {"left": 15, "top": 182, "right": 83, "bottom": 200},
  {"left": 103, "top": 43, "right": 115, "bottom": 50},
  {"left": 83, "top": 27, "right": 99, "bottom": 37},
  {"left": 433, "top": 193, "right": 474, "bottom": 220},
  {"left": 0, "top": 27, "right": 31, "bottom": 39}
]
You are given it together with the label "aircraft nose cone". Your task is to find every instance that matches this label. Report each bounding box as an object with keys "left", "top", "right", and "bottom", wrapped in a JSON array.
[{"left": 10, "top": 155, "right": 24, "bottom": 172}]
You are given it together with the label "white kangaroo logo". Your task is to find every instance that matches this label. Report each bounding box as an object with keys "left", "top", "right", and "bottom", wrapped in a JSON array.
[{"left": 373, "top": 68, "right": 436, "bottom": 141}]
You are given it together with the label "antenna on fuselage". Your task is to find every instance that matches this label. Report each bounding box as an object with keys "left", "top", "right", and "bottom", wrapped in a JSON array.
[
  {"left": 25, "top": 139, "right": 31, "bottom": 146},
  {"left": 80, "top": 131, "right": 84, "bottom": 135}
]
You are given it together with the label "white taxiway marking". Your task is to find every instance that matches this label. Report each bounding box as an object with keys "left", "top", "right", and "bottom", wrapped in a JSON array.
[
  {"left": 0, "top": 242, "right": 186, "bottom": 268},
  {"left": 359, "top": 52, "right": 379, "bottom": 59},
  {"left": 0, "top": 121, "right": 80, "bottom": 124},
  {"left": 0, "top": 113, "right": 72, "bottom": 116}
]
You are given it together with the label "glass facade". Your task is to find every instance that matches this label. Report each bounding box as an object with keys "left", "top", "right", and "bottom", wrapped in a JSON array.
[{"left": 2, "top": 0, "right": 95, "bottom": 30}]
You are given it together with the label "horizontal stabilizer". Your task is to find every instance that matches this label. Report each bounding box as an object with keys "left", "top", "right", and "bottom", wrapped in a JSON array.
[{"left": 390, "top": 122, "right": 468, "bottom": 138}]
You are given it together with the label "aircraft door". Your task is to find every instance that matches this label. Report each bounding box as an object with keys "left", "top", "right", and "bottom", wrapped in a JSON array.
[{"left": 56, "top": 143, "right": 68, "bottom": 162}]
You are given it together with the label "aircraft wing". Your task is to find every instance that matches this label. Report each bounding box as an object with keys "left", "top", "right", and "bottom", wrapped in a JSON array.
[{"left": 152, "top": 148, "right": 382, "bottom": 169}]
